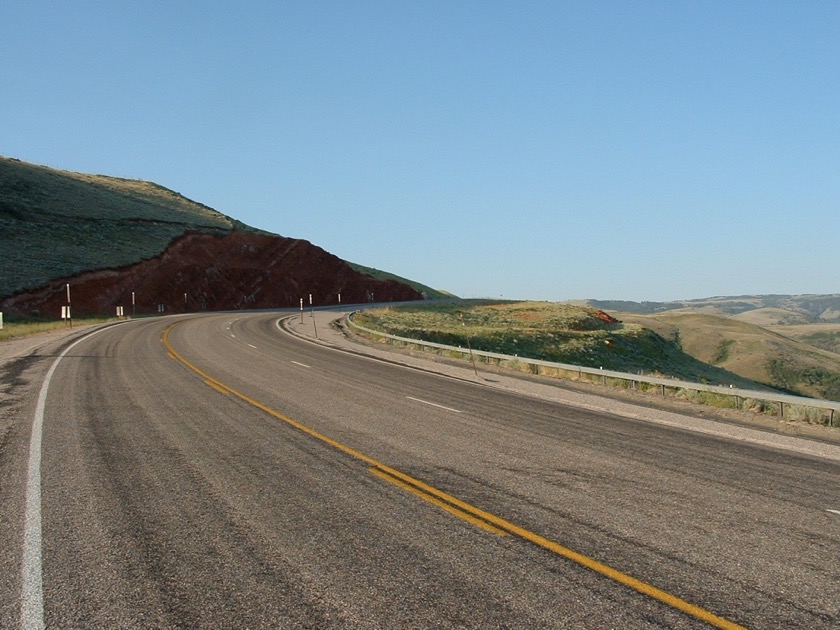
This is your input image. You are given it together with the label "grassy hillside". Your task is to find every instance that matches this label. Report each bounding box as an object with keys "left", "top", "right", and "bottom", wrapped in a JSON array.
[
  {"left": 768, "top": 323, "right": 840, "bottom": 355},
  {"left": 354, "top": 301, "right": 769, "bottom": 390},
  {"left": 0, "top": 156, "right": 263, "bottom": 298},
  {"left": 618, "top": 312, "right": 840, "bottom": 401},
  {"left": 732, "top": 307, "right": 813, "bottom": 326}
]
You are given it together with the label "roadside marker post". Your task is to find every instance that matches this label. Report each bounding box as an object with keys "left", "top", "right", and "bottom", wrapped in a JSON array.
[
  {"left": 65, "top": 283, "right": 72, "bottom": 328},
  {"left": 459, "top": 313, "right": 479, "bottom": 379},
  {"left": 309, "top": 294, "right": 318, "bottom": 339}
]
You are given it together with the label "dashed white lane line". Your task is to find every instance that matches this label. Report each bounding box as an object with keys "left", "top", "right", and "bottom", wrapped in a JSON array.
[
  {"left": 291, "top": 361, "right": 311, "bottom": 368},
  {"left": 406, "top": 396, "right": 463, "bottom": 414},
  {"left": 247, "top": 344, "right": 258, "bottom": 349},
  {"left": 828, "top": 510, "right": 840, "bottom": 516},
  {"left": 23, "top": 326, "right": 114, "bottom": 630}
]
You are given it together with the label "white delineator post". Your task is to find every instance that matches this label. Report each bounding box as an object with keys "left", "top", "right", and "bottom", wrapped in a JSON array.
[{"left": 66, "top": 283, "right": 72, "bottom": 328}]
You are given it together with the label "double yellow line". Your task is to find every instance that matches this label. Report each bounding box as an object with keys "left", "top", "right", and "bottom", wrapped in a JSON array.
[{"left": 162, "top": 322, "right": 746, "bottom": 630}]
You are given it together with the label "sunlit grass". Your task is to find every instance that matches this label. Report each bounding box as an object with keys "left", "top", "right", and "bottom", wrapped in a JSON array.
[
  {"left": 354, "top": 300, "right": 759, "bottom": 387},
  {"left": 0, "top": 317, "right": 116, "bottom": 342}
]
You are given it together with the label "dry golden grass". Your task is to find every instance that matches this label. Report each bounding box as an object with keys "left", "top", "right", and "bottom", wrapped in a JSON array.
[
  {"left": 617, "top": 311, "right": 840, "bottom": 400},
  {"left": 0, "top": 317, "right": 115, "bottom": 342},
  {"left": 733, "top": 307, "right": 812, "bottom": 326}
]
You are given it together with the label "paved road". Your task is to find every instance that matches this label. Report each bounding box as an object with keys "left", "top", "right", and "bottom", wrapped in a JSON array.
[{"left": 3, "top": 312, "right": 840, "bottom": 628}]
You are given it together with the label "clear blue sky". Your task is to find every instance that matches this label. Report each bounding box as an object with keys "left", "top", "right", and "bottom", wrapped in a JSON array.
[{"left": 2, "top": 2, "right": 838, "bottom": 302}]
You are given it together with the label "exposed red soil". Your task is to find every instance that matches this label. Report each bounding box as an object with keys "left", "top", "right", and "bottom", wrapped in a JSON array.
[
  {"left": 593, "top": 310, "right": 619, "bottom": 324},
  {"left": 1, "top": 232, "right": 423, "bottom": 318}
]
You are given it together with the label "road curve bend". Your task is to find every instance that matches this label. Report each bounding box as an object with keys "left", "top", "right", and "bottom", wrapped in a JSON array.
[{"left": 4, "top": 312, "right": 839, "bottom": 628}]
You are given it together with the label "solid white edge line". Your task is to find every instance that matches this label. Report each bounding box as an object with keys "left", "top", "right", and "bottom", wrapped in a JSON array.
[
  {"left": 21, "top": 326, "right": 113, "bottom": 630},
  {"left": 405, "top": 396, "right": 463, "bottom": 414}
]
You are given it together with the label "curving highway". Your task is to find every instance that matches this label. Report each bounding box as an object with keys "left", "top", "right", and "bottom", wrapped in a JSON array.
[{"left": 4, "top": 311, "right": 840, "bottom": 628}]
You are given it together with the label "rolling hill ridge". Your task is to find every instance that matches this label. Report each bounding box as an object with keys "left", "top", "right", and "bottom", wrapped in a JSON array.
[{"left": 586, "top": 295, "right": 840, "bottom": 323}]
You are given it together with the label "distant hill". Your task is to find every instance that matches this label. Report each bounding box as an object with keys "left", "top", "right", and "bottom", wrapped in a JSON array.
[
  {"left": 0, "top": 156, "right": 425, "bottom": 316},
  {"left": 586, "top": 294, "right": 840, "bottom": 324},
  {"left": 614, "top": 310, "right": 840, "bottom": 401},
  {"left": 580, "top": 296, "right": 840, "bottom": 401},
  {"left": 765, "top": 322, "right": 840, "bottom": 356}
]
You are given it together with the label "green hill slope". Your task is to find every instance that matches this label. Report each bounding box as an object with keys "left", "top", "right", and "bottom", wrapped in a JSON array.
[{"left": 0, "top": 156, "right": 263, "bottom": 298}]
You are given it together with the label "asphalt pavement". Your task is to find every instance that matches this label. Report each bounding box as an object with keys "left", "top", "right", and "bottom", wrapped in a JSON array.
[{"left": 2, "top": 312, "right": 839, "bottom": 628}]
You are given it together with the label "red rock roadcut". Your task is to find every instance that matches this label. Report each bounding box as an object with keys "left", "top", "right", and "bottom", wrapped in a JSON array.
[{"left": 1, "top": 232, "right": 423, "bottom": 317}]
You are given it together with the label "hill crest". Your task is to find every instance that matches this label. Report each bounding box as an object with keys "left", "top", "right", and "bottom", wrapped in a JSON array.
[{"left": 585, "top": 295, "right": 840, "bottom": 324}]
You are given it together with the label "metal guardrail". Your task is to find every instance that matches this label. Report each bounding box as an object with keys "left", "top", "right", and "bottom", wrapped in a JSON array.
[{"left": 346, "top": 314, "right": 840, "bottom": 426}]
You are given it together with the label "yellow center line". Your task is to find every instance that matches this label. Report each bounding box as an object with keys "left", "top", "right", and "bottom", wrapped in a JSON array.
[
  {"left": 369, "top": 466, "right": 508, "bottom": 536},
  {"left": 204, "top": 379, "right": 230, "bottom": 396},
  {"left": 161, "top": 321, "right": 746, "bottom": 630}
]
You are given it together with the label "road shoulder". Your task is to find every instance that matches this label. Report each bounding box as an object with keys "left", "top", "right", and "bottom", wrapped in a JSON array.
[{"left": 0, "top": 323, "right": 109, "bottom": 628}]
